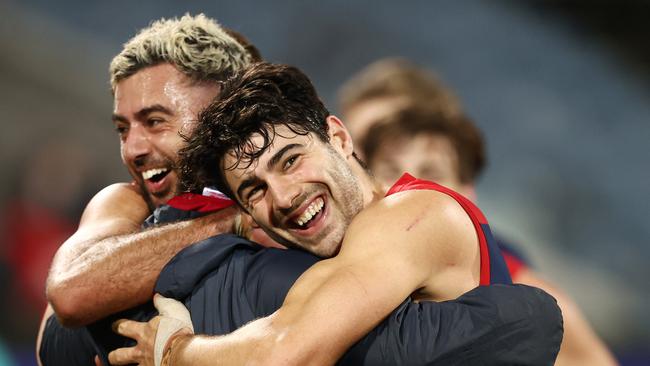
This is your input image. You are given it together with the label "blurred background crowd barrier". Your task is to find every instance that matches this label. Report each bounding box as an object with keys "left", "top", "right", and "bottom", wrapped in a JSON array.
[{"left": 0, "top": 0, "right": 648, "bottom": 365}]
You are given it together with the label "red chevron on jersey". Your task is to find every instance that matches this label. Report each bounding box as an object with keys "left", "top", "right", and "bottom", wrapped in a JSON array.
[{"left": 167, "top": 192, "right": 235, "bottom": 213}]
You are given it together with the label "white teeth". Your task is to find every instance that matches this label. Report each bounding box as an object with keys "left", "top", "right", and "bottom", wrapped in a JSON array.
[
  {"left": 295, "top": 198, "right": 324, "bottom": 227},
  {"left": 142, "top": 168, "right": 169, "bottom": 180}
]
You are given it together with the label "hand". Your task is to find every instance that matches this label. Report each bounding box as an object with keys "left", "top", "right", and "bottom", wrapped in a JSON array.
[
  {"left": 237, "top": 213, "right": 288, "bottom": 249},
  {"left": 233, "top": 210, "right": 254, "bottom": 239},
  {"left": 108, "top": 316, "right": 160, "bottom": 365},
  {"left": 201, "top": 206, "right": 248, "bottom": 238},
  {"left": 108, "top": 294, "right": 194, "bottom": 366}
]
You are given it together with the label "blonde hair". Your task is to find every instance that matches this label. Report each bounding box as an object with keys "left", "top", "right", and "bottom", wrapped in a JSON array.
[{"left": 109, "top": 14, "right": 252, "bottom": 92}]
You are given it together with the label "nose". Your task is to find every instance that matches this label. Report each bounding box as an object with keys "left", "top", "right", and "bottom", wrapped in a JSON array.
[
  {"left": 122, "top": 124, "right": 151, "bottom": 167},
  {"left": 268, "top": 176, "right": 301, "bottom": 210}
]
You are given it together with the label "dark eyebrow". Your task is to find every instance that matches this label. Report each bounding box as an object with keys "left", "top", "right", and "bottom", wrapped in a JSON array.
[
  {"left": 134, "top": 104, "right": 174, "bottom": 121},
  {"left": 111, "top": 104, "right": 174, "bottom": 124},
  {"left": 235, "top": 143, "right": 302, "bottom": 200},
  {"left": 268, "top": 143, "right": 302, "bottom": 171},
  {"left": 111, "top": 114, "right": 127, "bottom": 123}
]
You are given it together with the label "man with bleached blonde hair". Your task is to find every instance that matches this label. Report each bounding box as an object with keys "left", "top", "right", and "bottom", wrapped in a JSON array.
[
  {"left": 38, "top": 14, "right": 257, "bottom": 365},
  {"left": 109, "top": 14, "right": 254, "bottom": 93}
]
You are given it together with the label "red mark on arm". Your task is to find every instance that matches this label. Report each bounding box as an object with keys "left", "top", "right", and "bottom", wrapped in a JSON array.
[{"left": 406, "top": 216, "right": 423, "bottom": 231}]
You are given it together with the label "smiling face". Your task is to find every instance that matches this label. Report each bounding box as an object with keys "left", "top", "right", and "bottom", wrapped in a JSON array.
[
  {"left": 113, "top": 63, "right": 221, "bottom": 207},
  {"left": 222, "top": 119, "right": 366, "bottom": 257}
]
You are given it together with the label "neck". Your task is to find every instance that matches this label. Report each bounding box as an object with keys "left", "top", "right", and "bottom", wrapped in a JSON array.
[
  {"left": 368, "top": 180, "right": 387, "bottom": 206},
  {"left": 353, "top": 165, "right": 386, "bottom": 209}
]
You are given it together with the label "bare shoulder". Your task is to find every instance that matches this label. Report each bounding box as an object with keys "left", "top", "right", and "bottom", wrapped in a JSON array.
[
  {"left": 343, "top": 190, "right": 476, "bottom": 264},
  {"left": 340, "top": 189, "right": 480, "bottom": 300},
  {"left": 78, "top": 182, "right": 149, "bottom": 232},
  {"left": 88, "top": 182, "right": 144, "bottom": 207},
  {"left": 349, "top": 189, "right": 472, "bottom": 240}
]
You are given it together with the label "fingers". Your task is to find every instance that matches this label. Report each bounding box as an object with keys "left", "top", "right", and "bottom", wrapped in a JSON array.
[
  {"left": 153, "top": 294, "right": 194, "bottom": 366},
  {"left": 233, "top": 210, "right": 244, "bottom": 237},
  {"left": 236, "top": 212, "right": 257, "bottom": 239},
  {"left": 108, "top": 346, "right": 142, "bottom": 365},
  {"left": 94, "top": 355, "right": 103, "bottom": 366},
  {"left": 153, "top": 294, "right": 192, "bottom": 326},
  {"left": 112, "top": 318, "right": 148, "bottom": 340}
]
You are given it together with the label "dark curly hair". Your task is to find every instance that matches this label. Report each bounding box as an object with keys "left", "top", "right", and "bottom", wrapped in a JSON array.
[{"left": 178, "top": 62, "right": 331, "bottom": 199}]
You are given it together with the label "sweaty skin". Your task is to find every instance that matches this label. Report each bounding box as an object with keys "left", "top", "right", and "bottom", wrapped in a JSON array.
[
  {"left": 45, "top": 64, "right": 240, "bottom": 327},
  {"left": 112, "top": 64, "right": 221, "bottom": 207},
  {"left": 108, "top": 117, "right": 487, "bottom": 366}
]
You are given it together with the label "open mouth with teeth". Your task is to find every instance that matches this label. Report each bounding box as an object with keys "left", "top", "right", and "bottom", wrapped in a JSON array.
[
  {"left": 292, "top": 197, "right": 325, "bottom": 229},
  {"left": 142, "top": 167, "right": 170, "bottom": 183},
  {"left": 141, "top": 168, "right": 173, "bottom": 198}
]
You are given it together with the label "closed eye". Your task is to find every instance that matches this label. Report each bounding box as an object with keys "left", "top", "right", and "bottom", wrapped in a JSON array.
[{"left": 244, "top": 184, "right": 266, "bottom": 207}]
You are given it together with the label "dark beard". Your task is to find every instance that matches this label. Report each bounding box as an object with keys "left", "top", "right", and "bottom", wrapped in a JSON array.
[{"left": 136, "top": 179, "right": 157, "bottom": 212}]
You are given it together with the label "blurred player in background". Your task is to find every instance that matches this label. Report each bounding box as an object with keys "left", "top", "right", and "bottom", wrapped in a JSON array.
[{"left": 339, "top": 58, "right": 617, "bottom": 366}]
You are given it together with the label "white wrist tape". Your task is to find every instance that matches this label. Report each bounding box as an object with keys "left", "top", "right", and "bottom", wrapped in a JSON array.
[{"left": 153, "top": 295, "right": 194, "bottom": 366}]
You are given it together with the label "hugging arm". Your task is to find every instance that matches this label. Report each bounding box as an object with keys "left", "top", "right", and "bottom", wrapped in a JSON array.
[
  {"left": 46, "top": 183, "right": 239, "bottom": 327},
  {"left": 110, "top": 192, "right": 563, "bottom": 365},
  {"left": 249, "top": 246, "right": 562, "bottom": 365}
]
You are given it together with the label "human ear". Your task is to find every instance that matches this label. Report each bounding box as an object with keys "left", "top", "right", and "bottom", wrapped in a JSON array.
[{"left": 326, "top": 115, "right": 354, "bottom": 158}]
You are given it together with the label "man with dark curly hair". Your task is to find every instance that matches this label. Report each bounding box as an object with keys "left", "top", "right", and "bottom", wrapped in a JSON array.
[{"left": 110, "top": 62, "right": 563, "bottom": 366}]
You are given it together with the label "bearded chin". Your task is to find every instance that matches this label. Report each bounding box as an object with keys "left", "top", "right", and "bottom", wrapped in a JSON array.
[{"left": 137, "top": 180, "right": 157, "bottom": 211}]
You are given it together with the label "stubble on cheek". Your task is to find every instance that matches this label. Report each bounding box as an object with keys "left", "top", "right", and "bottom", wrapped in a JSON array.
[{"left": 327, "top": 149, "right": 364, "bottom": 226}]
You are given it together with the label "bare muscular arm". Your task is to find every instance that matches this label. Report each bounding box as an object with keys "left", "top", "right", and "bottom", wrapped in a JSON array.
[
  {"left": 110, "top": 190, "right": 480, "bottom": 365},
  {"left": 46, "top": 182, "right": 239, "bottom": 327}
]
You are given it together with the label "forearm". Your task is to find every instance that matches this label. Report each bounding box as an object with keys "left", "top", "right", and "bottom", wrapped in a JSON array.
[
  {"left": 166, "top": 285, "right": 563, "bottom": 366},
  {"left": 47, "top": 210, "right": 237, "bottom": 326},
  {"left": 168, "top": 335, "right": 256, "bottom": 366},
  {"left": 167, "top": 315, "right": 297, "bottom": 366},
  {"left": 170, "top": 264, "right": 415, "bottom": 365}
]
